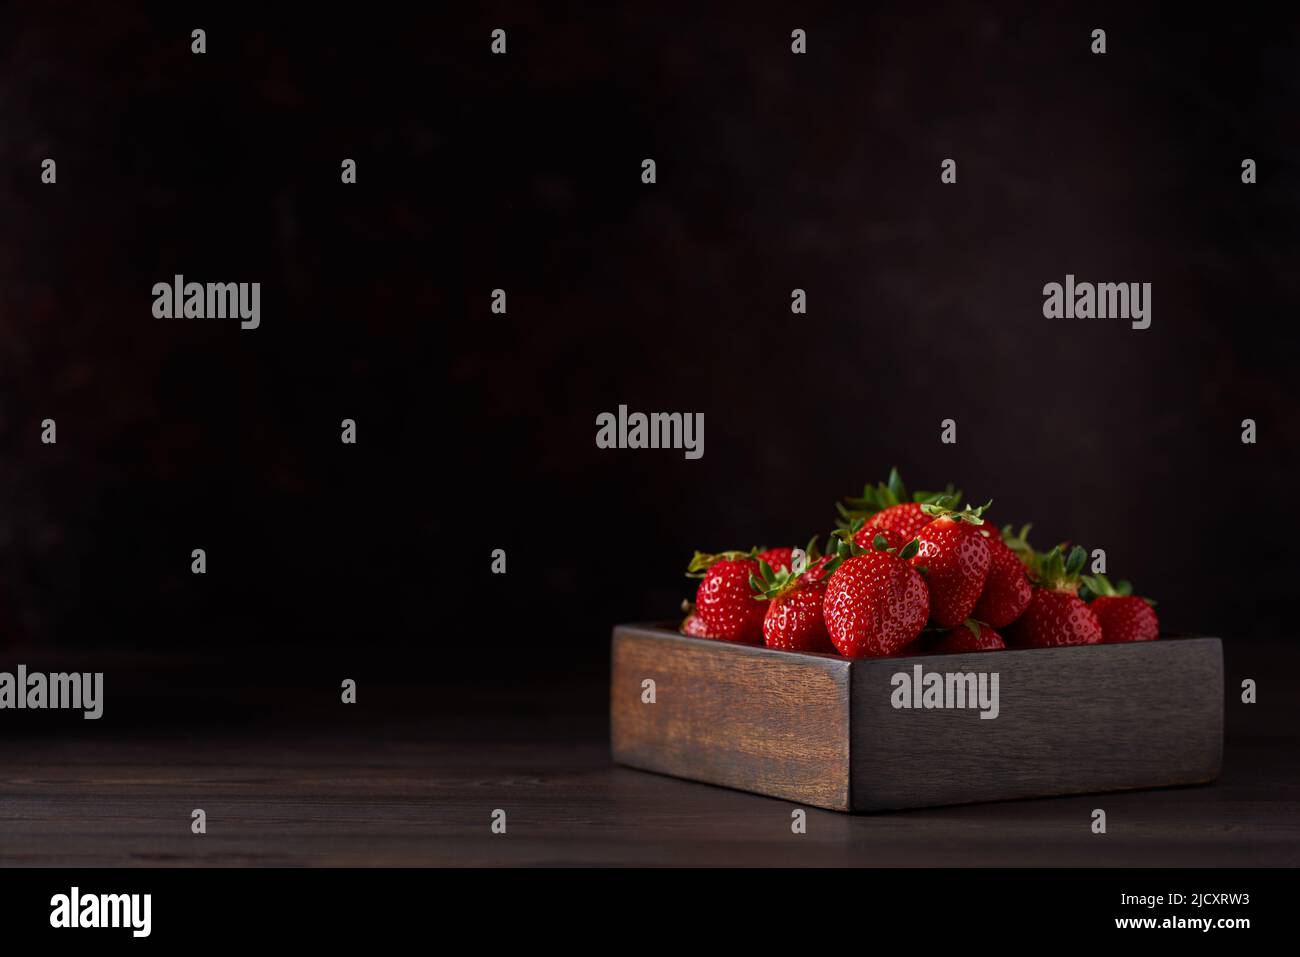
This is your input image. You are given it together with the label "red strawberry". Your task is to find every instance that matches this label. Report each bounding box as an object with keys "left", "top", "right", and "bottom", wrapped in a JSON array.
[
  {"left": 822, "top": 534, "right": 929, "bottom": 658},
  {"left": 792, "top": 537, "right": 836, "bottom": 583},
  {"left": 1091, "top": 596, "right": 1159, "bottom": 643},
  {"left": 931, "top": 620, "right": 1006, "bottom": 653},
  {"left": 756, "top": 546, "right": 795, "bottom": 573},
  {"left": 1013, "top": 590, "right": 1103, "bottom": 647},
  {"left": 853, "top": 502, "right": 932, "bottom": 550},
  {"left": 759, "top": 537, "right": 833, "bottom": 580},
  {"left": 909, "top": 502, "right": 993, "bottom": 629},
  {"left": 971, "top": 523, "right": 1033, "bottom": 628},
  {"left": 686, "top": 550, "right": 765, "bottom": 644},
  {"left": 1009, "top": 546, "right": 1103, "bottom": 648},
  {"left": 803, "top": 554, "right": 835, "bottom": 582},
  {"left": 757, "top": 533, "right": 831, "bottom": 576},
  {"left": 680, "top": 612, "right": 711, "bottom": 638},
  {"left": 837, "top": 468, "right": 960, "bottom": 550},
  {"left": 1082, "top": 574, "right": 1160, "bottom": 643},
  {"left": 747, "top": 540, "right": 835, "bottom": 652},
  {"left": 760, "top": 578, "right": 832, "bottom": 652}
]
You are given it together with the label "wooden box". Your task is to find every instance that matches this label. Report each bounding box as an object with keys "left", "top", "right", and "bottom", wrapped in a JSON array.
[{"left": 610, "top": 624, "right": 1223, "bottom": 812}]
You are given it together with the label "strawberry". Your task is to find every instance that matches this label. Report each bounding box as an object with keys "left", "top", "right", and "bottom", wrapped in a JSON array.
[
  {"left": 1091, "top": 597, "right": 1160, "bottom": 643},
  {"left": 854, "top": 503, "right": 931, "bottom": 550},
  {"left": 822, "top": 530, "right": 929, "bottom": 658},
  {"left": 909, "top": 502, "right": 993, "bottom": 629},
  {"left": 1009, "top": 545, "right": 1103, "bottom": 648},
  {"left": 755, "top": 533, "right": 834, "bottom": 577},
  {"left": 756, "top": 546, "right": 795, "bottom": 573},
  {"left": 680, "top": 612, "right": 711, "bottom": 638},
  {"left": 763, "top": 584, "right": 831, "bottom": 651},
  {"left": 1012, "top": 590, "right": 1103, "bottom": 647},
  {"left": 931, "top": 620, "right": 1006, "bottom": 653},
  {"left": 686, "top": 550, "right": 765, "bottom": 644},
  {"left": 750, "top": 555, "right": 833, "bottom": 653},
  {"left": 1081, "top": 574, "right": 1160, "bottom": 643},
  {"left": 803, "top": 553, "right": 835, "bottom": 582},
  {"left": 970, "top": 523, "right": 1033, "bottom": 628},
  {"left": 751, "top": 538, "right": 838, "bottom": 652},
  {"left": 837, "top": 468, "right": 960, "bottom": 551},
  {"left": 756, "top": 539, "right": 829, "bottom": 574}
]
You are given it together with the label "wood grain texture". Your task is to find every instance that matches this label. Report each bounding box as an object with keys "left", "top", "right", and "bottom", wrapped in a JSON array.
[
  {"left": 0, "top": 732, "right": 1295, "bottom": 867},
  {"left": 609, "top": 626, "right": 1223, "bottom": 813},
  {"left": 851, "top": 637, "right": 1223, "bottom": 811},
  {"left": 0, "top": 636, "right": 1292, "bottom": 866},
  {"left": 610, "top": 625, "right": 851, "bottom": 810}
]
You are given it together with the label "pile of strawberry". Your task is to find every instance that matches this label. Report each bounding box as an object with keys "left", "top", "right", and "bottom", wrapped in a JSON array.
[{"left": 680, "top": 469, "right": 1159, "bottom": 657}]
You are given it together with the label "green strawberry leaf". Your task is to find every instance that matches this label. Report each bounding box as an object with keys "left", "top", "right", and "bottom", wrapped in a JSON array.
[
  {"left": 1031, "top": 545, "right": 1063, "bottom": 586},
  {"left": 686, "top": 547, "right": 758, "bottom": 578},
  {"left": 921, "top": 500, "right": 990, "bottom": 525},
  {"left": 1082, "top": 576, "right": 1103, "bottom": 600},
  {"left": 886, "top": 468, "right": 906, "bottom": 506},
  {"left": 840, "top": 471, "right": 961, "bottom": 527},
  {"left": 1004, "top": 523, "right": 1033, "bottom": 555},
  {"left": 1081, "top": 572, "right": 1148, "bottom": 603},
  {"left": 915, "top": 488, "right": 961, "bottom": 507}
]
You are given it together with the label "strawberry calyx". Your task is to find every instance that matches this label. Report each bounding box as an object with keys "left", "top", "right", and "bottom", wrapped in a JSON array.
[
  {"left": 1030, "top": 544, "right": 1088, "bottom": 594},
  {"left": 835, "top": 467, "right": 960, "bottom": 527},
  {"left": 1080, "top": 573, "right": 1157, "bottom": 607},
  {"left": 919, "top": 499, "right": 992, "bottom": 525},
  {"left": 1001, "top": 522, "right": 1034, "bottom": 563},
  {"left": 748, "top": 561, "right": 800, "bottom": 601},
  {"left": 828, "top": 520, "right": 868, "bottom": 558},
  {"left": 894, "top": 536, "right": 922, "bottom": 561},
  {"left": 1080, "top": 573, "right": 1131, "bottom": 598},
  {"left": 749, "top": 536, "right": 829, "bottom": 600},
  {"left": 829, "top": 519, "right": 920, "bottom": 562},
  {"left": 685, "top": 548, "right": 758, "bottom": 579}
]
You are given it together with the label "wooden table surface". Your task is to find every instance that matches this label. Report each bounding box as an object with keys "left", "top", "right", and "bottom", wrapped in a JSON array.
[{"left": 2, "top": 639, "right": 1297, "bottom": 867}]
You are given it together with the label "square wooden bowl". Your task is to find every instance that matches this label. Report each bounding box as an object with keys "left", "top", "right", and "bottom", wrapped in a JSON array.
[{"left": 610, "top": 624, "right": 1223, "bottom": 812}]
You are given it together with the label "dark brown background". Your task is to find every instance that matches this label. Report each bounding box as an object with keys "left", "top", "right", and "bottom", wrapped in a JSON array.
[
  {"left": 1, "top": 2, "right": 1297, "bottom": 706},
  {"left": 1, "top": 2, "right": 1298, "bottom": 871}
]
